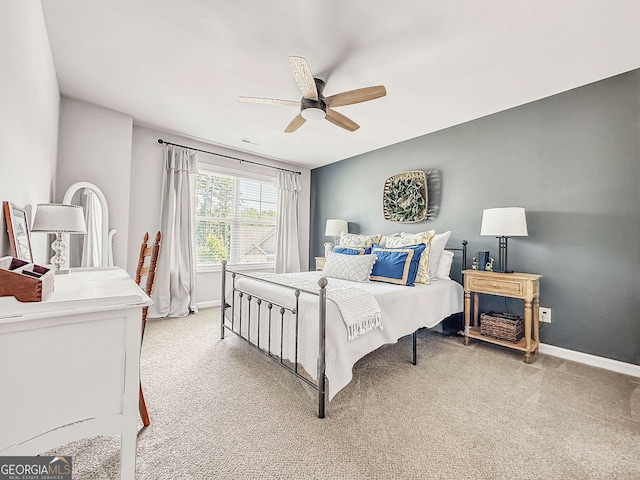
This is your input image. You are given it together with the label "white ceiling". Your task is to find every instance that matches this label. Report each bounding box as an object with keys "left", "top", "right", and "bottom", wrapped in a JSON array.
[{"left": 40, "top": 0, "right": 640, "bottom": 169}]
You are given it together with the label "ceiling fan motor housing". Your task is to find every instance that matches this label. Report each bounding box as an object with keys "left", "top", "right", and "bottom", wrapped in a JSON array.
[{"left": 300, "top": 78, "right": 327, "bottom": 120}]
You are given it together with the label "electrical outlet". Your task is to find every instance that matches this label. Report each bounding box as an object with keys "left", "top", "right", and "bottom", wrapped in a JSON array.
[{"left": 539, "top": 307, "right": 552, "bottom": 323}]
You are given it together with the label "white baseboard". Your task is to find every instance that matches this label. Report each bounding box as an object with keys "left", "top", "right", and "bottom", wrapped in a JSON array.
[
  {"left": 539, "top": 343, "right": 640, "bottom": 378},
  {"left": 196, "top": 300, "right": 220, "bottom": 309}
]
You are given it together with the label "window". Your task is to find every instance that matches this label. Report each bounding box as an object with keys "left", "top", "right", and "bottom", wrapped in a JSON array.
[{"left": 195, "top": 166, "right": 278, "bottom": 267}]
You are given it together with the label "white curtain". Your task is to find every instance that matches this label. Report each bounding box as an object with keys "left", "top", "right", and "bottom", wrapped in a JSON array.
[
  {"left": 274, "top": 170, "right": 302, "bottom": 273},
  {"left": 150, "top": 146, "right": 198, "bottom": 318},
  {"left": 81, "top": 189, "right": 102, "bottom": 267}
]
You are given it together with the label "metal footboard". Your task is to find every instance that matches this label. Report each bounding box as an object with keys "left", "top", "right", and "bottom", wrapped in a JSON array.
[{"left": 220, "top": 261, "right": 328, "bottom": 418}]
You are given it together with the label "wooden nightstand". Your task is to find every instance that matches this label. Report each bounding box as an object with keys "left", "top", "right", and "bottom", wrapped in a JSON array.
[
  {"left": 462, "top": 269, "right": 542, "bottom": 363},
  {"left": 315, "top": 257, "right": 326, "bottom": 271}
]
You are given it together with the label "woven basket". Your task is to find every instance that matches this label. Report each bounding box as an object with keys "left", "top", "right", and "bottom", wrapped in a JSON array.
[{"left": 480, "top": 312, "right": 524, "bottom": 343}]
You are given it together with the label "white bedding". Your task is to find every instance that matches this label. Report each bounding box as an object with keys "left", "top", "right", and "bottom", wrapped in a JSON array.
[{"left": 229, "top": 271, "right": 463, "bottom": 400}]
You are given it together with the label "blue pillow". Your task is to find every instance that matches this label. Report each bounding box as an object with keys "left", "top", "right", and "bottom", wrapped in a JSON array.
[
  {"left": 333, "top": 246, "right": 372, "bottom": 255},
  {"left": 370, "top": 243, "right": 427, "bottom": 286}
]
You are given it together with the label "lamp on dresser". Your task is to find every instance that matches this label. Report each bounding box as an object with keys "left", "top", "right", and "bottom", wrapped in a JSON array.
[
  {"left": 325, "top": 219, "right": 348, "bottom": 249},
  {"left": 32, "top": 203, "right": 87, "bottom": 272},
  {"left": 480, "top": 207, "right": 528, "bottom": 273}
]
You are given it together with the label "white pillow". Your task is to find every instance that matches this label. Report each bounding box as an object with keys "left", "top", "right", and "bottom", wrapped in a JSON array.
[
  {"left": 427, "top": 231, "right": 452, "bottom": 280},
  {"left": 435, "top": 250, "right": 454, "bottom": 279},
  {"left": 321, "top": 251, "right": 377, "bottom": 283}
]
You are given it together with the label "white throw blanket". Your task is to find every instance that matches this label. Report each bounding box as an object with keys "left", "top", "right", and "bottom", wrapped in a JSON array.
[{"left": 252, "top": 273, "right": 382, "bottom": 341}]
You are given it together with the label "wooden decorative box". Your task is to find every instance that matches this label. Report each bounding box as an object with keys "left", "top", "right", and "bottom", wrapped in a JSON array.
[{"left": 0, "top": 256, "right": 54, "bottom": 302}]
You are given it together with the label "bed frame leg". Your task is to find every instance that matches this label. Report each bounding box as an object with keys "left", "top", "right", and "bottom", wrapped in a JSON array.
[
  {"left": 318, "top": 375, "right": 326, "bottom": 419},
  {"left": 412, "top": 331, "right": 417, "bottom": 365},
  {"left": 317, "top": 277, "right": 328, "bottom": 418},
  {"left": 220, "top": 260, "right": 226, "bottom": 340}
]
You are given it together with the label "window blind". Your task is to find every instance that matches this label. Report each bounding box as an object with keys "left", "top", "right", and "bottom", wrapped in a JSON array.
[{"left": 194, "top": 166, "right": 277, "bottom": 266}]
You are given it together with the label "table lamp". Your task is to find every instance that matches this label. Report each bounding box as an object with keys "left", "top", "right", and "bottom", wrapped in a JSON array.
[
  {"left": 480, "top": 207, "right": 528, "bottom": 273},
  {"left": 325, "top": 219, "right": 348, "bottom": 247},
  {"left": 32, "top": 203, "right": 87, "bottom": 272}
]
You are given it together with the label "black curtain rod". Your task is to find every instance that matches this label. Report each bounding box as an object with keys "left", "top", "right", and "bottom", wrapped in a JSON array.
[{"left": 157, "top": 139, "right": 302, "bottom": 175}]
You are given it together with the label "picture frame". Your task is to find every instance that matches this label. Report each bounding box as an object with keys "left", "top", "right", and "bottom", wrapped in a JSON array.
[{"left": 3, "top": 201, "right": 34, "bottom": 262}]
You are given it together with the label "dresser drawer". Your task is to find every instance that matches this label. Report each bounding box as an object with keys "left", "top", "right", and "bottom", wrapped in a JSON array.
[{"left": 467, "top": 276, "right": 524, "bottom": 297}]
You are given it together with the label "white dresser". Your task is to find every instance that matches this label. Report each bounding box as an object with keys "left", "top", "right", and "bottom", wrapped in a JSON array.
[{"left": 0, "top": 268, "right": 152, "bottom": 480}]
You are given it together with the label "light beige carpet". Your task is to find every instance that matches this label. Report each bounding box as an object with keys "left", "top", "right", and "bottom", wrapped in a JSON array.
[{"left": 48, "top": 308, "right": 640, "bottom": 479}]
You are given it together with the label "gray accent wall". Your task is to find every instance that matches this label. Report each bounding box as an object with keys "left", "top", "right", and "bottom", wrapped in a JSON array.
[{"left": 310, "top": 69, "right": 640, "bottom": 365}]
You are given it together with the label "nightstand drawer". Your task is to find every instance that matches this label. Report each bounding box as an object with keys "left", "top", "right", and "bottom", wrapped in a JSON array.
[{"left": 467, "top": 276, "right": 524, "bottom": 297}]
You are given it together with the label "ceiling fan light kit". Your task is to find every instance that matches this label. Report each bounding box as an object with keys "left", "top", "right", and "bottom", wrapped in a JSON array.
[
  {"left": 301, "top": 105, "right": 326, "bottom": 121},
  {"left": 240, "top": 56, "right": 386, "bottom": 133}
]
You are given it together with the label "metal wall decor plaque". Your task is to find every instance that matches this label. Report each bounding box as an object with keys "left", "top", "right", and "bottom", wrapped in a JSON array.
[{"left": 383, "top": 170, "right": 428, "bottom": 223}]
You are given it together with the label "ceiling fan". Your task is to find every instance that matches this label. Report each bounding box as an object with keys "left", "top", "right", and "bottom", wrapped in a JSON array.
[{"left": 239, "top": 56, "right": 386, "bottom": 133}]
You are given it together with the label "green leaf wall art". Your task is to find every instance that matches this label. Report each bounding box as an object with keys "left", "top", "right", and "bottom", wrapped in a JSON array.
[{"left": 383, "top": 170, "right": 428, "bottom": 223}]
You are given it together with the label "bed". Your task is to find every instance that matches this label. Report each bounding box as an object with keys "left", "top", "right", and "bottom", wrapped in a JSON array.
[{"left": 220, "top": 236, "right": 467, "bottom": 418}]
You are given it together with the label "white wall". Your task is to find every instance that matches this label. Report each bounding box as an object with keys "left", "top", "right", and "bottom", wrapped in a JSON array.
[
  {"left": 56, "top": 97, "right": 133, "bottom": 268},
  {"left": 0, "top": 0, "right": 60, "bottom": 263},
  {"left": 129, "top": 126, "right": 311, "bottom": 307}
]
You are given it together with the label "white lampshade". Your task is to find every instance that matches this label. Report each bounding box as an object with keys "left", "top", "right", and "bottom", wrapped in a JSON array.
[
  {"left": 325, "top": 219, "right": 348, "bottom": 237},
  {"left": 480, "top": 207, "right": 528, "bottom": 237},
  {"left": 32, "top": 204, "right": 87, "bottom": 234}
]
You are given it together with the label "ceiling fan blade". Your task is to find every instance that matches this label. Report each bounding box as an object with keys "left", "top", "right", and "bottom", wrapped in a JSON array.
[
  {"left": 325, "top": 109, "right": 360, "bottom": 132},
  {"left": 284, "top": 114, "right": 306, "bottom": 133},
  {"left": 238, "top": 96, "right": 300, "bottom": 107},
  {"left": 325, "top": 85, "right": 386, "bottom": 108},
  {"left": 289, "top": 56, "right": 318, "bottom": 101}
]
